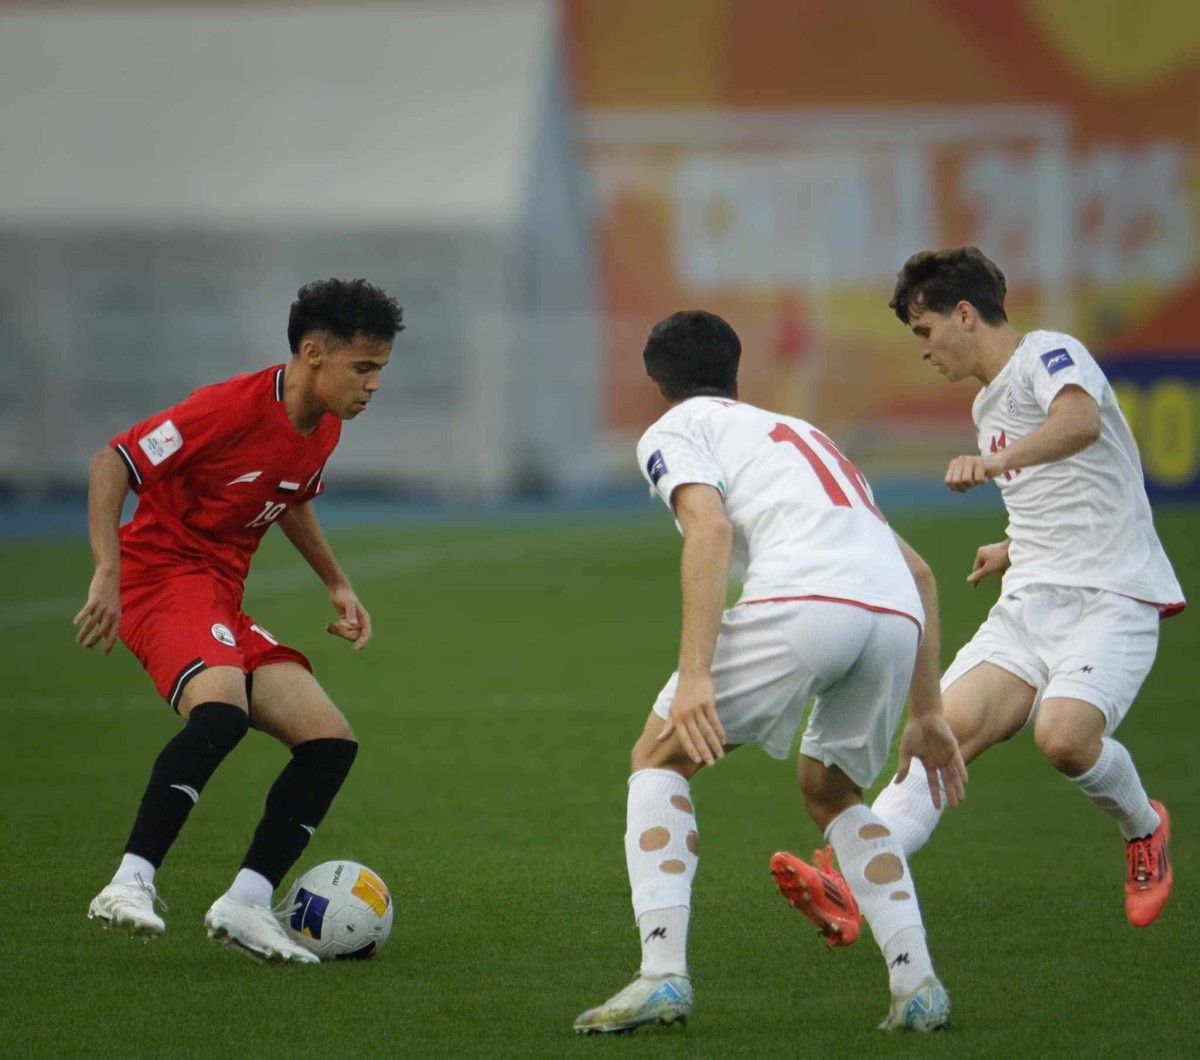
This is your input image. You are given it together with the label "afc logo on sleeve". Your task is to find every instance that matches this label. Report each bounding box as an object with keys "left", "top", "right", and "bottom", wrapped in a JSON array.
[
  {"left": 138, "top": 419, "right": 183, "bottom": 466},
  {"left": 646, "top": 449, "right": 668, "bottom": 485},
  {"left": 1040, "top": 349, "right": 1075, "bottom": 376}
]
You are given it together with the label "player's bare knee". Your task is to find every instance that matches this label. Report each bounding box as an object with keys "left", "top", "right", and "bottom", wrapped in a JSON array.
[
  {"left": 314, "top": 711, "right": 354, "bottom": 743},
  {"left": 1035, "top": 729, "right": 1096, "bottom": 777},
  {"left": 1033, "top": 708, "right": 1103, "bottom": 776},
  {"left": 274, "top": 707, "right": 354, "bottom": 747}
]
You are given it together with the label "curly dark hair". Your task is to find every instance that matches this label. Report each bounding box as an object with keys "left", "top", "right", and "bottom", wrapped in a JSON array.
[
  {"left": 287, "top": 278, "right": 405, "bottom": 352},
  {"left": 643, "top": 310, "right": 741, "bottom": 402},
  {"left": 889, "top": 247, "right": 1008, "bottom": 326}
]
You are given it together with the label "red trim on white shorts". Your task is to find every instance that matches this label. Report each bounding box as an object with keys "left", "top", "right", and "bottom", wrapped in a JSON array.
[
  {"left": 738, "top": 594, "right": 923, "bottom": 634},
  {"left": 1126, "top": 594, "right": 1186, "bottom": 620}
]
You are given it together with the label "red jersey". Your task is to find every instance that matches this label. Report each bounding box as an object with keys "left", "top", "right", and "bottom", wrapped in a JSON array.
[{"left": 110, "top": 365, "right": 341, "bottom": 588}]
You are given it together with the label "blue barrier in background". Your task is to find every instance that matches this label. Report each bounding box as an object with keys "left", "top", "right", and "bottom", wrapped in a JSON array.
[{"left": 1106, "top": 357, "right": 1200, "bottom": 502}]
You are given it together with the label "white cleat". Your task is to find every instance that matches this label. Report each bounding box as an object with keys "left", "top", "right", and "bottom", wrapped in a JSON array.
[
  {"left": 574, "top": 974, "right": 692, "bottom": 1034},
  {"left": 878, "top": 977, "right": 950, "bottom": 1032},
  {"left": 88, "top": 875, "right": 167, "bottom": 938},
  {"left": 204, "top": 894, "right": 319, "bottom": 964}
]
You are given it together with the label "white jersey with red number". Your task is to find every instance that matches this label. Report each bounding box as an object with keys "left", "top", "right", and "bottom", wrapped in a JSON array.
[
  {"left": 972, "top": 330, "right": 1184, "bottom": 614},
  {"left": 636, "top": 397, "right": 923, "bottom": 630}
]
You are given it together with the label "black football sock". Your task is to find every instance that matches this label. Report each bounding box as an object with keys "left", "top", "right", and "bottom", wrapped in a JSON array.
[
  {"left": 240, "top": 738, "right": 358, "bottom": 887},
  {"left": 124, "top": 702, "right": 250, "bottom": 867}
]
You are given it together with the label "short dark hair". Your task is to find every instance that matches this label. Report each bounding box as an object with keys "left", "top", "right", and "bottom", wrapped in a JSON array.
[
  {"left": 643, "top": 310, "right": 741, "bottom": 402},
  {"left": 889, "top": 247, "right": 1008, "bottom": 326},
  {"left": 287, "top": 278, "right": 405, "bottom": 353}
]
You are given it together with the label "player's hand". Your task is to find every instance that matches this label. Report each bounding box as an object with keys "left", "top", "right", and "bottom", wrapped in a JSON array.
[
  {"left": 967, "top": 540, "right": 1011, "bottom": 587},
  {"left": 894, "top": 715, "right": 968, "bottom": 810},
  {"left": 944, "top": 454, "right": 1002, "bottom": 493},
  {"left": 326, "top": 585, "right": 371, "bottom": 650},
  {"left": 73, "top": 568, "right": 121, "bottom": 654},
  {"left": 659, "top": 672, "right": 726, "bottom": 766}
]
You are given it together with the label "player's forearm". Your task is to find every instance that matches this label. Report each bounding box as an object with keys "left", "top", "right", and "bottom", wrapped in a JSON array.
[
  {"left": 279, "top": 505, "right": 352, "bottom": 591},
  {"left": 676, "top": 519, "right": 733, "bottom": 677},
  {"left": 88, "top": 447, "right": 129, "bottom": 574},
  {"left": 906, "top": 577, "right": 942, "bottom": 719},
  {"left": 894, "top": 533, "right": 941, "bottom": 718},
  {"left": 991, "top": 401, "right": 1100, "bottom": 474}
]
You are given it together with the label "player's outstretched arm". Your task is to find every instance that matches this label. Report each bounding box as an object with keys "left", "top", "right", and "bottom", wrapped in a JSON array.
[
  {"left": 660, "top": 483, "right": 731, "bottom": 766},
  {"left": 278, "top": 504, "right": 371, "bottom": 650},
  {"left": 891, "top": 531, "right": 967, "bottom": 808},
  {"left": 74, "top": 447, "right": 130, "bottom": 653}
]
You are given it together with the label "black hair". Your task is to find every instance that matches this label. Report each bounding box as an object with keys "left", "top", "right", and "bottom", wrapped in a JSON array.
[
  {"left": 642, "top": 310, "right": 741, "bottom": 402},
  {"left": 889, "top": 246, "right": 1008, "bottom": 326},
  {"left": 287, "top": 278, "right": 405, "bottom": 353}
]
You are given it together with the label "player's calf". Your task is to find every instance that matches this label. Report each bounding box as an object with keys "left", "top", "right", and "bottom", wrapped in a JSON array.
[
  {"left": 239, "top": 737, "right": 358, "bottom": 890},
  {"left": 124, "top": 702, "right": 250, "bottom": 868},
  {"left": 90, "top": 701, "right": 249, "bottom": 935}
]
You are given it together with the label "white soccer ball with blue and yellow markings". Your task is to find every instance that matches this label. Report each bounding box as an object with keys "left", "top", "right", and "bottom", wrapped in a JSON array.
[{"left": 284, "top": 860, "right": 394, "bottom": 960}]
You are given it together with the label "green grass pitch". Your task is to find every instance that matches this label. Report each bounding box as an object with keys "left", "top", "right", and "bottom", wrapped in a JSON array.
[{"left": 1, "top": 507, "right": 1196, "bottom": 1058}]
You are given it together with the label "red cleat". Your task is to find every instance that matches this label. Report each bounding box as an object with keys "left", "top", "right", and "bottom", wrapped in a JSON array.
[
  {"left": 771, "top": 847, "right": 861, "bottom": 947},
  {"left": 1125, "top": 800, "right": 1172, "bottom": 928}
]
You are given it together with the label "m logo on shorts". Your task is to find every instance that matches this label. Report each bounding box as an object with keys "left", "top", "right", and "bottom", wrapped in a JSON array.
[
  {"left": 646, "top": 449, "right": 668, "bottom": 485},
  {"left": 210, "top": 623, "right": 236, "bottom": 647},
  {"left": 1040, "top": 349, "right": 1074, "bottom": 375}
]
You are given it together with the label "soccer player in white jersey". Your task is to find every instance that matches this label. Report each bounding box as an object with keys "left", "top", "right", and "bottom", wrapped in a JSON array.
[
  {"left": 574, "top": 310, "right": 968, "bottom": 1036},
  {"left": 872, "top": 246, "right": 1183, "bottom": 930}
]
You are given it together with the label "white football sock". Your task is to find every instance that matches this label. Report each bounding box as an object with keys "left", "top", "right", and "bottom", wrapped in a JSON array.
[
  {"left": 226, "top": 868, "right": 274, "bottom": 908},
  {"left": 637, "top": 906, "right": 690, "bottom": 978},
  {"left": 112, "top": 852, "right": 156, "bottom": 887},
  {"left": 870, "top": 766, "right": 945, "bottom": 857},
  {"left": 625, "top": 768, "right": 697, "bottom": 977},
  {"left": 1071, "top": 737, "right": 1161, "bottom": 840},
  {"left": 882, "top": 926, "right": 935, "bottom": 997},
  {"left": 826, "top": 803, "right": 935, "bottom": 996}
]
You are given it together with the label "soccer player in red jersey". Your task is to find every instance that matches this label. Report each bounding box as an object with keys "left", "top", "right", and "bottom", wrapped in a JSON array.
[{"left": 75, "top": 278, "right": 403, "bottom": 963}]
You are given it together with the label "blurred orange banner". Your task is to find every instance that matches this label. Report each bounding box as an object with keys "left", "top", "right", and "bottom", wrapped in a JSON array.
[{"left": 567, "top": 0, "right": 1200, "bottom": 486}]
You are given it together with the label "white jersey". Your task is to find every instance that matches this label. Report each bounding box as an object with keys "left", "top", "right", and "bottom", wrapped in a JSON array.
[
  {"left": 973, "top": 329, "right": 1184, "bottom": 613},
  {"left": 636, "top": 397, "right": 924, "bottom": 629}
]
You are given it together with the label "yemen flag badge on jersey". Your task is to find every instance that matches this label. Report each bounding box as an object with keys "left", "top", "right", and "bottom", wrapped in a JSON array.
[{"left": 277, "top": 480, "right": 300, "bottom": 495}]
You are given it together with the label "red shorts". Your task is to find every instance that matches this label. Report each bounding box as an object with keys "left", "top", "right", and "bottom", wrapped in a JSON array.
[{"left": 120, "top": 572, "right": 312, "bottom": 710}]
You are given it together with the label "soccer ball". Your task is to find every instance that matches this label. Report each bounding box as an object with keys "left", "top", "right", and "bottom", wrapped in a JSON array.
[{"left": 283, "top": 860, "right": 394, "bottom": 960}]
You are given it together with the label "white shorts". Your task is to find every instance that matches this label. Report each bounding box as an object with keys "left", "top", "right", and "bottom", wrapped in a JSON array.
[
  {"left": 942, "top": 583, "right": 1160, "bottom": 732},
  {"left": 651, "top": 600, "right": 920, "bottom": 788}
]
